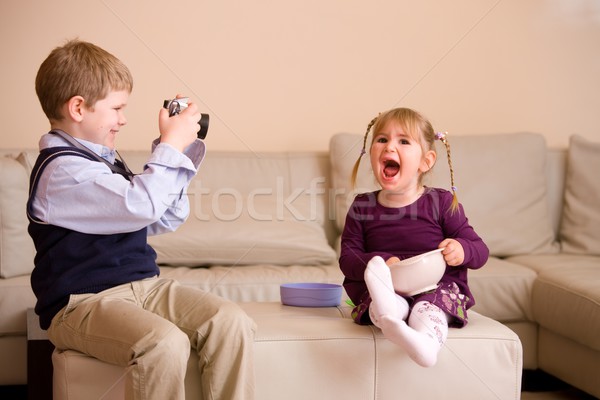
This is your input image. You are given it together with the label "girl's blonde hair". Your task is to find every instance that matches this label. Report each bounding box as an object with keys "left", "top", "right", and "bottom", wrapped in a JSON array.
[{"left": 351, "top": 108, "right": 459, "bottom": 213}]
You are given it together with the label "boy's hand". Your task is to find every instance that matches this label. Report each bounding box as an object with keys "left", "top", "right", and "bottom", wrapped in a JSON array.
[
  {"left": 158, "top": 95, "right": 201, "bottom": 152},
  {"left": 439, "top": 239, "right": 465, "bottom": 266}
]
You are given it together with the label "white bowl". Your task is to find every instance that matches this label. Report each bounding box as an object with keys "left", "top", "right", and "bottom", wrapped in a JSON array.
[{"left": 389, "top": 248, "right": 446, "bottom": 296}]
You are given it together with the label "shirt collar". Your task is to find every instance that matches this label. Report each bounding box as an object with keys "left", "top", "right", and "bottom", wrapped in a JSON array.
[
  {"left": 75, "top": 138, "right": 116, "bottom": 164},
  {"left": 44, "top": 130, "right": 116, "bottom": 164}
]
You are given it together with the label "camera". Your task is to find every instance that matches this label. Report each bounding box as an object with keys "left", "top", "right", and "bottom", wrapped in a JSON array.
[{"left": 163, "top": 97, "right": 209, "bottom": 140}]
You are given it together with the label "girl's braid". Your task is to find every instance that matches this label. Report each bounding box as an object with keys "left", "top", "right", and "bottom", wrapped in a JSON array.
[
  {"left": 435, "top": 132, "right": 459, "bottom": 213},
  {"left": 351, "top": 115, "right": 378, "bottom": 187}
]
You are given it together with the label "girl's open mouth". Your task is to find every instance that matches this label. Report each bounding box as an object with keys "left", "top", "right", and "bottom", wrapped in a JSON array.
[{"left": 383, "top": 159, "right": 400, "bottom": 178}]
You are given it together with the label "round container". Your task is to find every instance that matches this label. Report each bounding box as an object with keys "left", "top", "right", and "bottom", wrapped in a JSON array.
[
  {"left": 280, "top": 283, "right": 343, "bottom": 307},
  {"left": 389, "top": 248, "right": 446, "bottom": 296}
]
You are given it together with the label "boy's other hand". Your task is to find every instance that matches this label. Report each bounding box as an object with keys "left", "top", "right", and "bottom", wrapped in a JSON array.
[{"left": 158, "top": 95, "right": 201, "bottom": 152}]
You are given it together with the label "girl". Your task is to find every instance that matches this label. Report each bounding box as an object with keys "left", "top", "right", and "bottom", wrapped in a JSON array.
[{"left": 339, "top": 108, "right": 489, "bottom": 367}]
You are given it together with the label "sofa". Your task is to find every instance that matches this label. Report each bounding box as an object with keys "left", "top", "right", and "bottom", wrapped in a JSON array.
[{"left": 0, "top": 131, "right": 598, "bottom": 398}]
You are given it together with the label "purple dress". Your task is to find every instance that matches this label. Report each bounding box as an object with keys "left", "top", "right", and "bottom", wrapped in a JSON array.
[{"left": 339, "top": 188, "right": 489, "bottom": 327}]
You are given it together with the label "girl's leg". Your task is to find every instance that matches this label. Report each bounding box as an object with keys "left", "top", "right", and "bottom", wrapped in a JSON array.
[
  {"left": 364, "top": 256, "right": 409, "bottom": 326},
  {"left": 379, "top": 301, "right": 450, "bottom": 367}
]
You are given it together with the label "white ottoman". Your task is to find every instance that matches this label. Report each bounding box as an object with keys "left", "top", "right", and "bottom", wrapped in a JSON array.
[{"left": 52, "top": 302, "right": 522, "bottom": 400}]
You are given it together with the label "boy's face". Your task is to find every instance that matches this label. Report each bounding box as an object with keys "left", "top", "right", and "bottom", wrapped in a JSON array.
[{"left": 80, "top": 90, "right": 129, "bottom": 150}]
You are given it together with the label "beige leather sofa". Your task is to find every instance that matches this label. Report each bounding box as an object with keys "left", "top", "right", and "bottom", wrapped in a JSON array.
[
  {"left": 51, "top": 303, "right": 520, "bottom": 400},
  {"left": 1, "top": 132, "right": 598, "bottom": 397}
]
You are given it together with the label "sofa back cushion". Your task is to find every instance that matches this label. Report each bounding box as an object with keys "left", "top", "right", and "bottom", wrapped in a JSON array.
[
  {"left": 139, "top": 151, "right": 337, "bottom": 266},
  {"left": 330, "top": 132, "right": 559, "bottom": 257},
  {"left": 560, "top": 135, "right": 600, "bottom": 255},
  {"left": 0, "top": 148, "right": 336, "bottom": 275},
  {"left": 0, "top": 153, "right": 36, "bottom": 278}
]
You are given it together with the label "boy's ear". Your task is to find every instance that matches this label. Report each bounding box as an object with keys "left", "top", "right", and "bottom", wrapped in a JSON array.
[
  {"left": 66, "top": 96, "right": 86, "bottom": 122},
  {"left": 420, "top": 149, "right": 437, "bottom": 173}
]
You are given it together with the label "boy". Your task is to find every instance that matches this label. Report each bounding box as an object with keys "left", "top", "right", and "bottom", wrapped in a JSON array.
[{"left": 28, "top": 39, "right": 255, "bottom": 400}]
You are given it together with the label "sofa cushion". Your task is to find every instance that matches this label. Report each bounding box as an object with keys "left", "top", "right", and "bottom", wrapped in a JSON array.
[
  {"left": 528, "top": 255, "right": 600, "bottom": 351},
  {"left": 160, "top": 263, "right": 343, "bottom": 302},
  {"left": 468, "top": 257, "right": 536, "bottom": 322},
  {"left": 509, "top": 254, "right": 600, "bottom": 352},
  {"left": 0, "top": 153, "right": 36, "bottom": 278},
  {"left": 146, "top": 151, "right": 337, "bottom": 266},
  {"left": 507, "top": 253, "right": 599, "bottom": 274},
  {"left": 560, "top": 134, "right": 600, "bottom": 255},
  {"left": 150, "top": 215, "right": 337, "bottom": 267},
  {"left": 330, "top": 132, "right": 558, "bottom": 257},
  {"left": 0, "top": 274, "right": 36, "bottom": 335}
]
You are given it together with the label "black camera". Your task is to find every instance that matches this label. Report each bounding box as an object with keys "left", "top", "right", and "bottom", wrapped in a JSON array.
[{"left": 163, "top": 97, "right": 209, "bottom": 140}]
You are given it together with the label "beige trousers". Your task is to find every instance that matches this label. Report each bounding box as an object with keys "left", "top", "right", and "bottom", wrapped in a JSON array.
[{"left": 47, "top": 277, "right": 256, "bottom": 400}]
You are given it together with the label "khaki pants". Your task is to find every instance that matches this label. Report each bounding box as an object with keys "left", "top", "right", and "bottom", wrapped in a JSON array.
[{"left": 47, "top": 277, "right": 256, "bottom": 400}]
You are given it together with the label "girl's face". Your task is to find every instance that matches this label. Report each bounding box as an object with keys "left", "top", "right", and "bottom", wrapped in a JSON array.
[
  {"left": 79, "top": 89, "right": 129, "bottom": 149},
  {"left": 369, "top": 120, "right": 435, "bottom": 196}
]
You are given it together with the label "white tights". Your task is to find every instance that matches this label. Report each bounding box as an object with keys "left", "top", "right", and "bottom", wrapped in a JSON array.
[{"left": 365, "top": 256, "right": 450, "bottom": 367}]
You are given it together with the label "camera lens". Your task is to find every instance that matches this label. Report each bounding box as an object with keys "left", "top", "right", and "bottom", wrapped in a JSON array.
[{"left": 198, "top": 114, "right": 209, "bottom": 139}]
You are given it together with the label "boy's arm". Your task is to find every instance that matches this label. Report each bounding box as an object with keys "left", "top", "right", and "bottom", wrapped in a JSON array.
[
  {"left": 146, "top": 139, "right": 206, "bottom": 235},
  {"left": 32, "top": 141, "right": 205, "bottom": 235}
]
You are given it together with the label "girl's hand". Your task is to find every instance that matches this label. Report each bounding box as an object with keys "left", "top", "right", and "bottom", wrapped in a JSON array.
[
  {"left": 158, "top": 95, "right": 201, "bottom": 152},
  {"left": 439, "top": 239, "right": 464, "bottom": 266},
  {"left": 385, "top": 256, "right": 400, "bottom": 267}
]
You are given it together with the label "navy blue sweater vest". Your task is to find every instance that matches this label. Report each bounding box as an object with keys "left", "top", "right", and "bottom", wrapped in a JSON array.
[{"left": 27, "top": 147, "right": 159, "bottom": 329}]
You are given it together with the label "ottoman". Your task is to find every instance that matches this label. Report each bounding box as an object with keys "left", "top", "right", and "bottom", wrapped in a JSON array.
[{"left": 51, "top": 302, "right": 522, "bottom": 399}]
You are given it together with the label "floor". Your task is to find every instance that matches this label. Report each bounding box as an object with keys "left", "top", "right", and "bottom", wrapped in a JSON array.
[
  {"left": 1, "top": 371, "right": 597, "bottom": 399},
  {"left": 1, "top": 387, "right": 596, "bottom": 400},
  {"left": 522, "top": 390, "right": 597, "bottom": 400},
  {"left": 521, "top": 370, "right": 598, "bottom": 400}
]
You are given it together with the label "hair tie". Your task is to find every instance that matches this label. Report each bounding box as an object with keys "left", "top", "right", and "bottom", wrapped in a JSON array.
[
  {"left": 451, "top": 186, "right": 458, "bottom": 192},
  {"left": 360, "top": 148, "right": 366, "bottom": 156},
  {"left": 435, "top": 131, "right": 447, "bottom": 141}
]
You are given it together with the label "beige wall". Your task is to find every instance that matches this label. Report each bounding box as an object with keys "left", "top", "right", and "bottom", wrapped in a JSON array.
[{"left": 1, "top": 0, "right": 599, "bottom": 152}]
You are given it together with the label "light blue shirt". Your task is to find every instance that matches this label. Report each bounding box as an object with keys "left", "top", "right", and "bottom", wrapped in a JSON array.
[{"left": 30, "top": 133, "right": 206, "bottom": 236}]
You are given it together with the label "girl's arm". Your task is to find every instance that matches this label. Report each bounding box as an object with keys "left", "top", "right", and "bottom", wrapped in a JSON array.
[
  {"left": 339, "top": 198, "right": 396, "bottom": 281},
  {"left": 441, "top": 201, "right": 489, "bottom": 269}
]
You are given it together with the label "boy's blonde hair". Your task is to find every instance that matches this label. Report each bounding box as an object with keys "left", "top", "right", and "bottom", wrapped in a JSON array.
[
  {"left": 35, "top": 39, "right": 133, "bottom": 121},
  {"left": 351, "top": 107, "right": 459, "bottom": 212}
]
